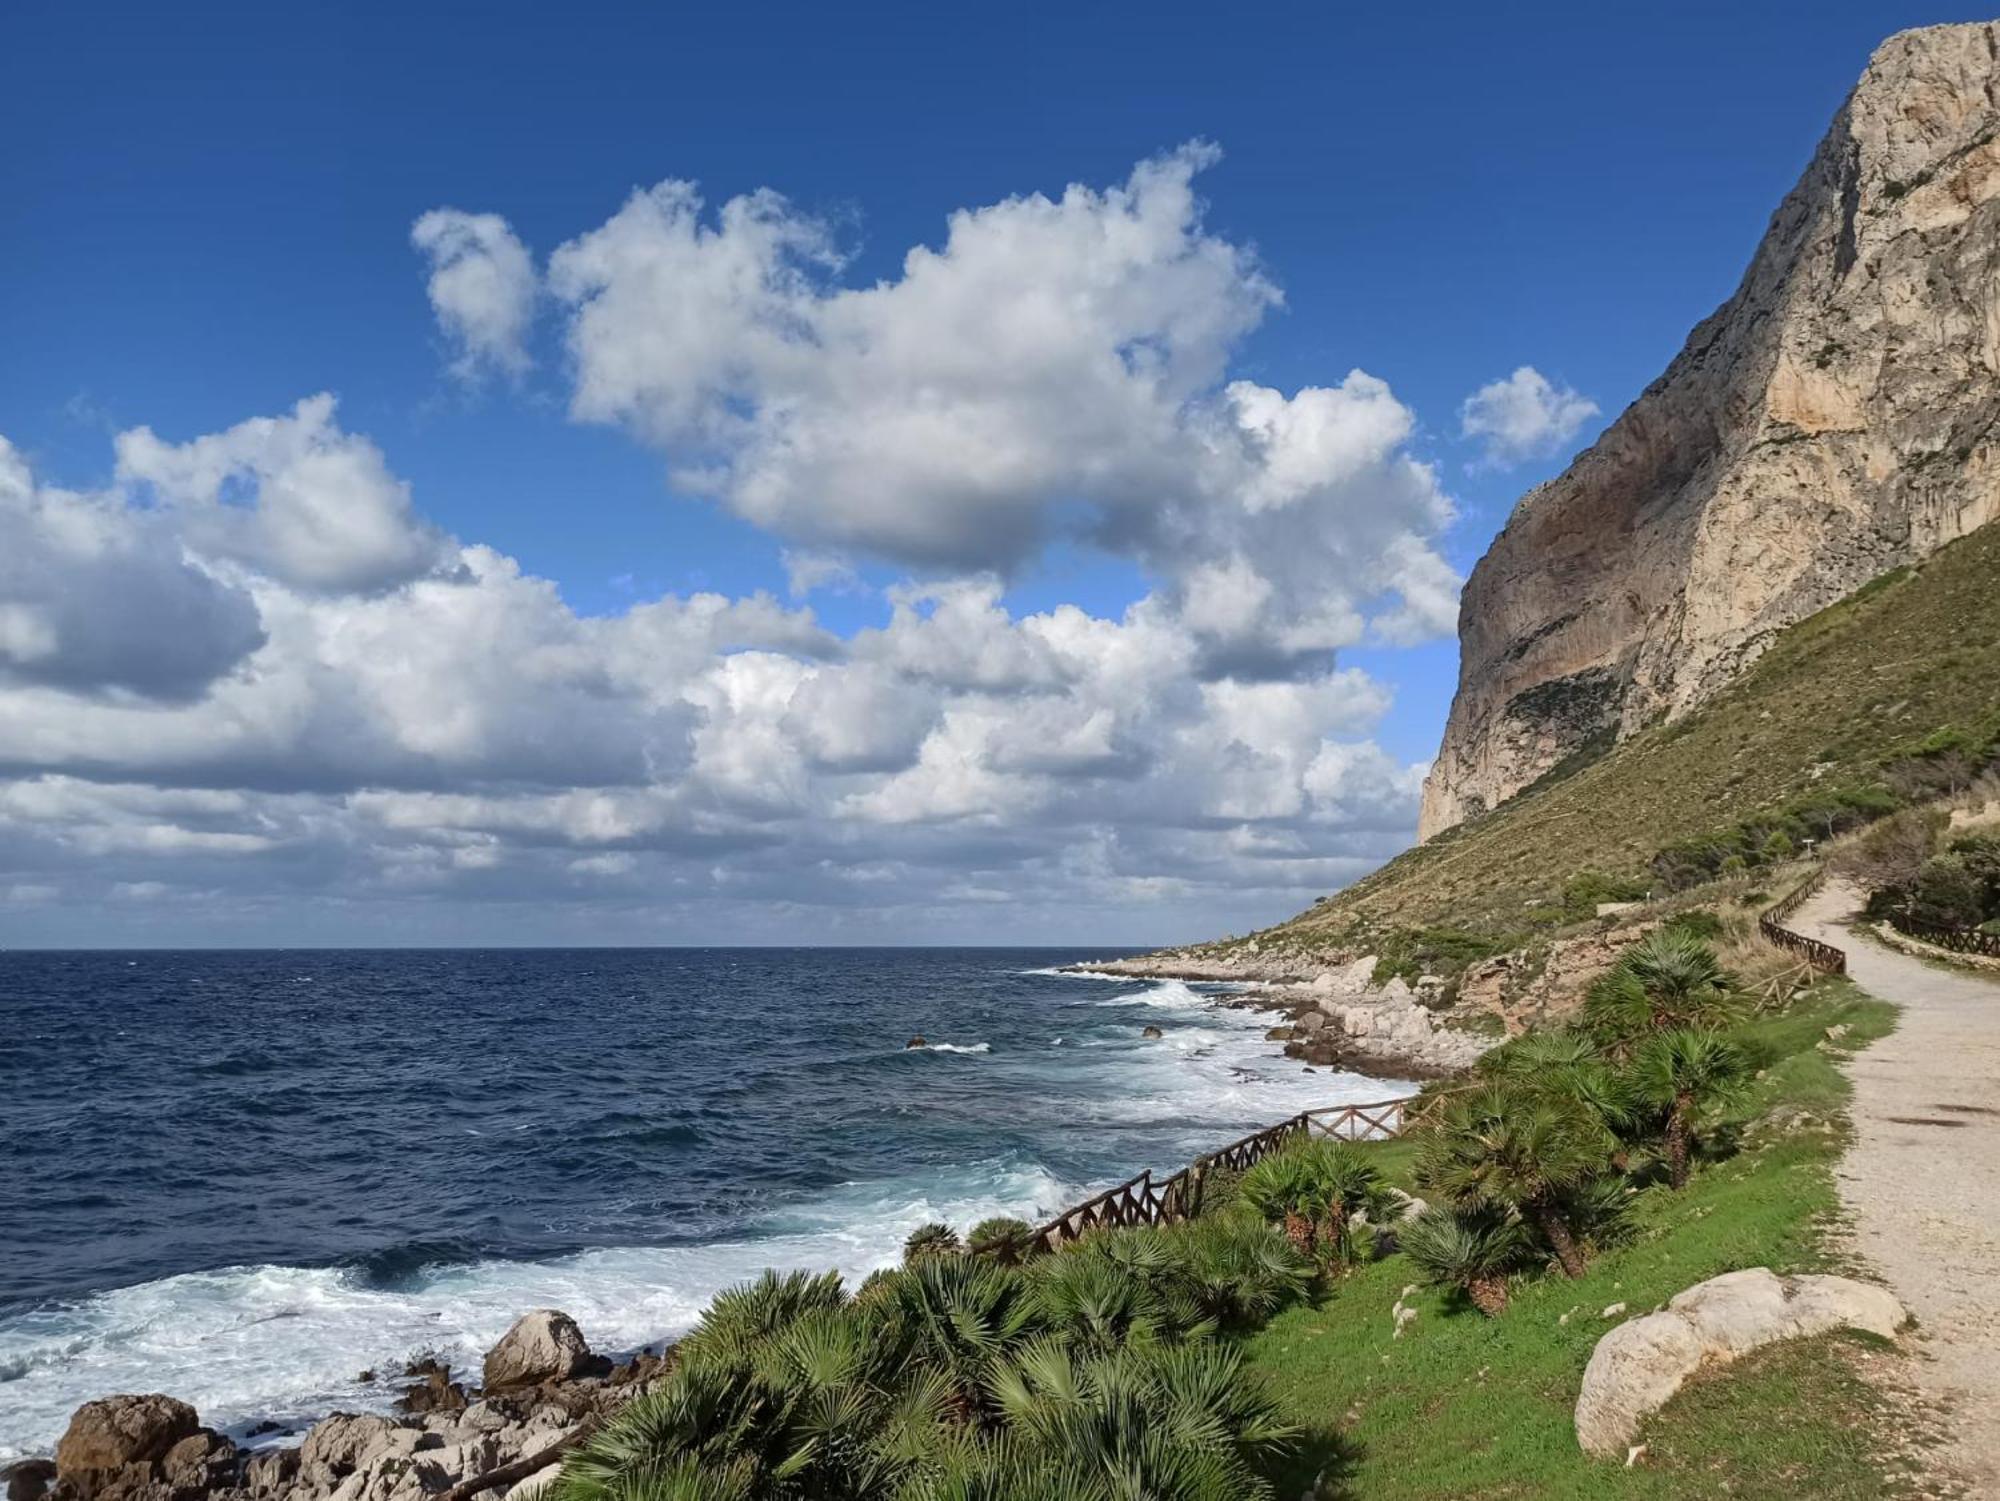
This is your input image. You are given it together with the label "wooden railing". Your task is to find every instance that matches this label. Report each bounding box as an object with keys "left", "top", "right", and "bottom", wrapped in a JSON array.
[
  {"left": 1884, "top": 909, "right": 2000, "bottom": 958},
  {"left": 1758, "top": 867, "right": 1847, "bottom": 975},
  {"left": 1031, "top": 1097, "right": 1415, "bottom": 1251}
]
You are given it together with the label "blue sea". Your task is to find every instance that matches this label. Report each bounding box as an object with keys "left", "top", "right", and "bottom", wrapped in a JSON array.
[{"left": 0, "top": 948, "right": 1401, "bottom": 1458}]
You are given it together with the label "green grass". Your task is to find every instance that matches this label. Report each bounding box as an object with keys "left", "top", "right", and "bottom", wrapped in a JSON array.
[
  {"left": 1267, "top": 521, "right": 2000, "bottom": 941},
  {"left": 1235, "top": 982, "right": 1910, "bottom": 1499}
]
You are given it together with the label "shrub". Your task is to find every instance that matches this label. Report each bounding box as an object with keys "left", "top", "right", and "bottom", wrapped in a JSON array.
[{"left": 967, "top": 1217, "right": 1039, "bottom": 1266}]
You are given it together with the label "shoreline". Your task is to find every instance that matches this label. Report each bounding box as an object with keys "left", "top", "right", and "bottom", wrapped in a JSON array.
[
  {"left": 1063, "top": 956, "right": 1495, "bottom": 1079},
  {"left": 2, "top": 965, "right": 1426, "bottom": 1481}
]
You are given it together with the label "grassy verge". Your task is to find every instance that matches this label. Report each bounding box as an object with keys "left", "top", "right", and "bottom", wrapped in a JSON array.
[{"left": 1239, "top": 981, "right": 1909, "bottom": 1499}]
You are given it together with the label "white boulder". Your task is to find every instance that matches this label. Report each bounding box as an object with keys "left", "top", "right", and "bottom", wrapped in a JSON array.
[{"left": 1574, "top": 1268, "right": 1904, "bottom": 1456}]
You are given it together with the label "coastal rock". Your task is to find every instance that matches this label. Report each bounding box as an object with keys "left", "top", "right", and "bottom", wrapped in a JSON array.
[
  {"left": 1422, "top": 22, "right": 2000, "bottom": 838},
  {"left": 55, "top": 1396, "right": 199, "bottom": 1487},
  {"left": 1574, "top": 1268, "right": 1905, "bottom": 1456},
  {"left": 483, "top": 1312, "right": 592, "bottom": 1393},
  {"left": 299, "top": 1414, "right": 397, "bottom": 1478},
  {"left": 5, "top": 1461, "right": 57, "bottom": 1501},
  {"left": 904, "top": 1035, "right": 926, "bottom": 1049},
  {"left": 1140, "top": 1025, "right": 1163, "bottom": 1040}
]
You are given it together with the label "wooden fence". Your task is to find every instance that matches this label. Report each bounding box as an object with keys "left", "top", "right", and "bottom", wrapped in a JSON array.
[
  {"left": 1758, "top": 867, "right": 1848, "bottom": 975},
  {"left": 1884, "top": 909, "right": 2000, "bottom": 958},
  {"left": 1031, "top": 1097, "right": 1415, "bottom": 1251}
]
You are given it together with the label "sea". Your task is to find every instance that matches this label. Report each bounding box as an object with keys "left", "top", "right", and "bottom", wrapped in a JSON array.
[{"left": 0, "top": 948, "right": 1404, "bottom": 1459}]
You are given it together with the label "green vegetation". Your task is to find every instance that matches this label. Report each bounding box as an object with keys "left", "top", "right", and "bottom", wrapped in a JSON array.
[
  {"left": 1246, "top": 978, "right": 1902, "bottom": 1500},
  {"left": 1273, "top": 522, "right": 2000, "bottom": 941},
  {"left": 552, "top": 939, "right": 1912, "bottom": 1499}
]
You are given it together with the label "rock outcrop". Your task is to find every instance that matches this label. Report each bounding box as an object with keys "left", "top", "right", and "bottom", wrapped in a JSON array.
[
  {"left": 1422, "top": 22, "right": 2000, "bottom": 839},
  {"left": 1574, "top": 1268, "right": 1906, "bottom": 1456},
  {"left": 481, "top": 1312, "right": 591, "bottom": 1393}
]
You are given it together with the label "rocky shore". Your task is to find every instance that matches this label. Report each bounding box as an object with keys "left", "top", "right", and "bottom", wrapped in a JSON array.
[
  {"left": 1079, "top": 918, "right": 1669, "bottom": 1079},
  {"left": 3, "top": 1312, "right": 665, "bottom": 1501},
  {"left": 1077, "top": 953, "right": 1495, "bottom": 1077}
]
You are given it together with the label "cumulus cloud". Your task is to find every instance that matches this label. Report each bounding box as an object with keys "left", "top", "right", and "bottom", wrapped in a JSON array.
[
  {"left": 411, "top": 209, "right": 538, "bottom": 380},
  {"left": 1458, "top": 365, "right": 1599, "bottom": 466},
  {"left": 3, "top": 151, "right": 1471, "bottom": 942},
  {"left": 527, "top": 145, "right": 1459, "bottom": 656},
  {"left": 0, "top": 437, "right": 265, "bottom": 701},
  {"left": 114, "top": 395, "right": 453, "bottom": 593}
]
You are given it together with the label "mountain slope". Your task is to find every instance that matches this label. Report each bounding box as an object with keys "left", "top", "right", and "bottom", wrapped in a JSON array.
[
  {"left": 1278, "top": 517, "right": 2000, "bottom": 941},
  {"left": 1422, "top": 21, "right": 2000, "bottom": 839}
]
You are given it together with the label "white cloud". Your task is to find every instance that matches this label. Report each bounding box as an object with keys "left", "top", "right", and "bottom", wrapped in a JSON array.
[
  {"left": 525, "top": 146, "right": 1459, "bottom": 655},
  {"left": 1458, "top": 365, "right": 1598, "bottom": 466},
  {"left": 115, "top": 395, "right": 452, "bottom": 593},
  {"left": 2, "top": 150, "right": 1473, "bottom": 942},
  {"left": 411, "top": 209, "right": 538, "bottom": 381}
]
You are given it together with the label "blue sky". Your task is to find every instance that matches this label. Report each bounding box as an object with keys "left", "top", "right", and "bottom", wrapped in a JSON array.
[{"left": 0, "top": 1, "right": 1980, "bottom": 944}]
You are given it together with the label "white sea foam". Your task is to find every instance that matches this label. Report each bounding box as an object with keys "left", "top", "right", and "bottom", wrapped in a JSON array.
[
  {"left": 922, "top": 1042, "right": 990, "bottom": 1054},
  {"left": 0, "top": 1159, "right": 1075, "bottom": 1462},
  {"left": 1019, "top": 966, "right": 1141, "bottom": 982}
]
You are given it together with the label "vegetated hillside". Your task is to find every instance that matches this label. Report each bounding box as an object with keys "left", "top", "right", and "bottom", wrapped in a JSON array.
[{"left": 1282, "top": 518, "right": 2000, "bottom": 943}]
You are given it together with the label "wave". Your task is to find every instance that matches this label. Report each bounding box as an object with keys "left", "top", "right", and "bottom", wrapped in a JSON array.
[
  {"left": 1018, "top": 966, "right": 1141, "bottom": 982},
  {"left": 922, "top": 1042, "right": 990, "bottom": 1055},
  {"left": 1098, "top": 979, "right": 1221, "bottom": 1011},
  {"left": 0, "top": 1158, "right": 1076, "bottom": 1462}
]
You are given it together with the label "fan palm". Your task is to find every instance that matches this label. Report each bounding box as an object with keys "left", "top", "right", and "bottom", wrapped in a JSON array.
[
  {"left": 1627, "top": 1027, "right": 1751, "bottom": 1188},
  {"left": 879, "top": 1254, "right": 1038, "bottom": 1420},
  {"left": 1416, "top": 1084, "right": 1616, "bottom": 1278},
  {"left": 1397, "top": 1207, "right": 1527, "bottom": 1316},
  {"left": 673, "top": 1267, "right": 849, "bottom": 1373},
  {"left": 966, "top": 1217, "right": 1039, "bottom": 1266},
  {"left": 1169, "top": 1217, "right": 1313, "bottom": 1330},
  {"left": 1239, "top": 1139, "right": 1390, "bottom": 1267},
  {"left": 1583, "top": 930, "right": 1743, "bottom": 1052},
  {"left": 904, "top": 1222, "right": 965, "bottom": 1264}
]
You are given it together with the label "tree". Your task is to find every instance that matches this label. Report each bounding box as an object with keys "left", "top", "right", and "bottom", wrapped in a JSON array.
[
  {"left": 1582, "top": 930, "right": 1741, "bottom": 1054},
  {"left": 1838, "top": 806, "right": 1945, "bottom": 897},
  {"left": 1239, "top": 1140, "right": 1391, "bottom": 1268},
  {"left": 1416, "top": 1085, "right": 1617, "bottom": 1279},
  {"left": 967, "top": 1217, "right": 1039, "bottom": 1267},
  {"left": 1397, "top": 1207, "right": 1528, "bottom": 1316},
  {"left": 1628, "top": 1028, "right": 1750, "bottom": 1189},
  {"left": 904, "top": 1222, "right": 965, "bottom": 1265}
]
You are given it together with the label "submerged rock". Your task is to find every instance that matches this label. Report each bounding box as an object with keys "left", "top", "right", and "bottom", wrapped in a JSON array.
[
  {"left": 1140, "top": 1025, "right": 1163, "bottom": 1040},
  {"left": 904, "top": 1035, "right": 927, "bottom": 1049}
]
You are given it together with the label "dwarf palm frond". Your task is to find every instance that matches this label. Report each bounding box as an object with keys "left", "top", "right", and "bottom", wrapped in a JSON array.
[
  {"left": 1169, "top": 1216, "right": 1312, "bottom": 1329},
  {"left": 672, "top": 1267, "right": 848, "bottom": 1372},
  {"left": 1628, "top": 1026, "right": 1751, "bottom": 1188},
  {"left": 904, "top": 1222, "right": 966, "bottom": 1264},
  {"left": 1416, "top": 1084, "right": 1616, "bottom": 1278},
  {"left": 1241, "top": 1139, "right": 1391, "bottom": 1267},
  {"left": 1397, "top": 1207, "right": 1527, "bottom": 1316},
  {"left": 1584, "top": 930, "right": 1743, "bottom": 1051},
  {"left": 966, "top": 1217, "right": 1039, "bottom": 1266}
]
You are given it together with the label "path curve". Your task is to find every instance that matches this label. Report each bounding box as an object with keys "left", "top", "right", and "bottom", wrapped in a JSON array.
[{"left": 1795, "top": 879, "right": 2000, "bottom": 1495}]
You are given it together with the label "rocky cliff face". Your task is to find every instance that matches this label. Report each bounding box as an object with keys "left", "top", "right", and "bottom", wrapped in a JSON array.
[{"left": 1421, "top": 22, "right": 2000, "bottom": 839}]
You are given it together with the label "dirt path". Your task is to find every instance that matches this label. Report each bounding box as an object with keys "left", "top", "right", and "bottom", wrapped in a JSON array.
[{"left": 1796, "top": 881, "right": 2000, "bottom": 1496}]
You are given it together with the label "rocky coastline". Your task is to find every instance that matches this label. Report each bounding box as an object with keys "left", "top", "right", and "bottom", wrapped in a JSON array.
[
  {"left": 2, "top": 1311, "right": 667, "bottom": 1501},
  {"left": 1077, "top": 952, "right": 1497, "bottom": 1078}
]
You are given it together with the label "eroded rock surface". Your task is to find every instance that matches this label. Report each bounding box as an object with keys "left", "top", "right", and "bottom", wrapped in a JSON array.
[
  {"left": 1574, "top": 1268, "right": 1905, "bottom": 1457},
  {"left": 1423, "top": 22, "right": 2000, "bottom": 839}
]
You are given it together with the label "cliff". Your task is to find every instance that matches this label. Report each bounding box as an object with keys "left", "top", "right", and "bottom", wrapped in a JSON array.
[{"left": 1421, "top": 21, "right": 2000, "bottom": 839}]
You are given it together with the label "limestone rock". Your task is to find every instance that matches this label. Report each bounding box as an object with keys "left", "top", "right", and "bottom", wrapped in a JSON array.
[
  {"left": 1574, "top": 1268, "right": 1905, "bottom": 1456},
  {"left": 299, "top": 1413, "right": 398, "bottom": 1478},
  {"left": 483, "top": 1310, "right": 592, "bottom": 1392},
  {"left": 1422, "top": 22, "right": 2000, "bottom": 839},
  {"left": 55, "top": 1396, "right": 200, "bottom": 1484}
]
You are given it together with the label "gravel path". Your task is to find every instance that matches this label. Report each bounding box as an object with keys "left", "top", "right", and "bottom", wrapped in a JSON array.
[{"left": 1797, "top": 881, "right": 2000, "bottom": 1496}]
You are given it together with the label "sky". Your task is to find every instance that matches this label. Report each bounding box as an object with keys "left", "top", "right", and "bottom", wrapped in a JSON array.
[{"left": 0, "top": 0, "right": 1985, "bottom": 947}]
